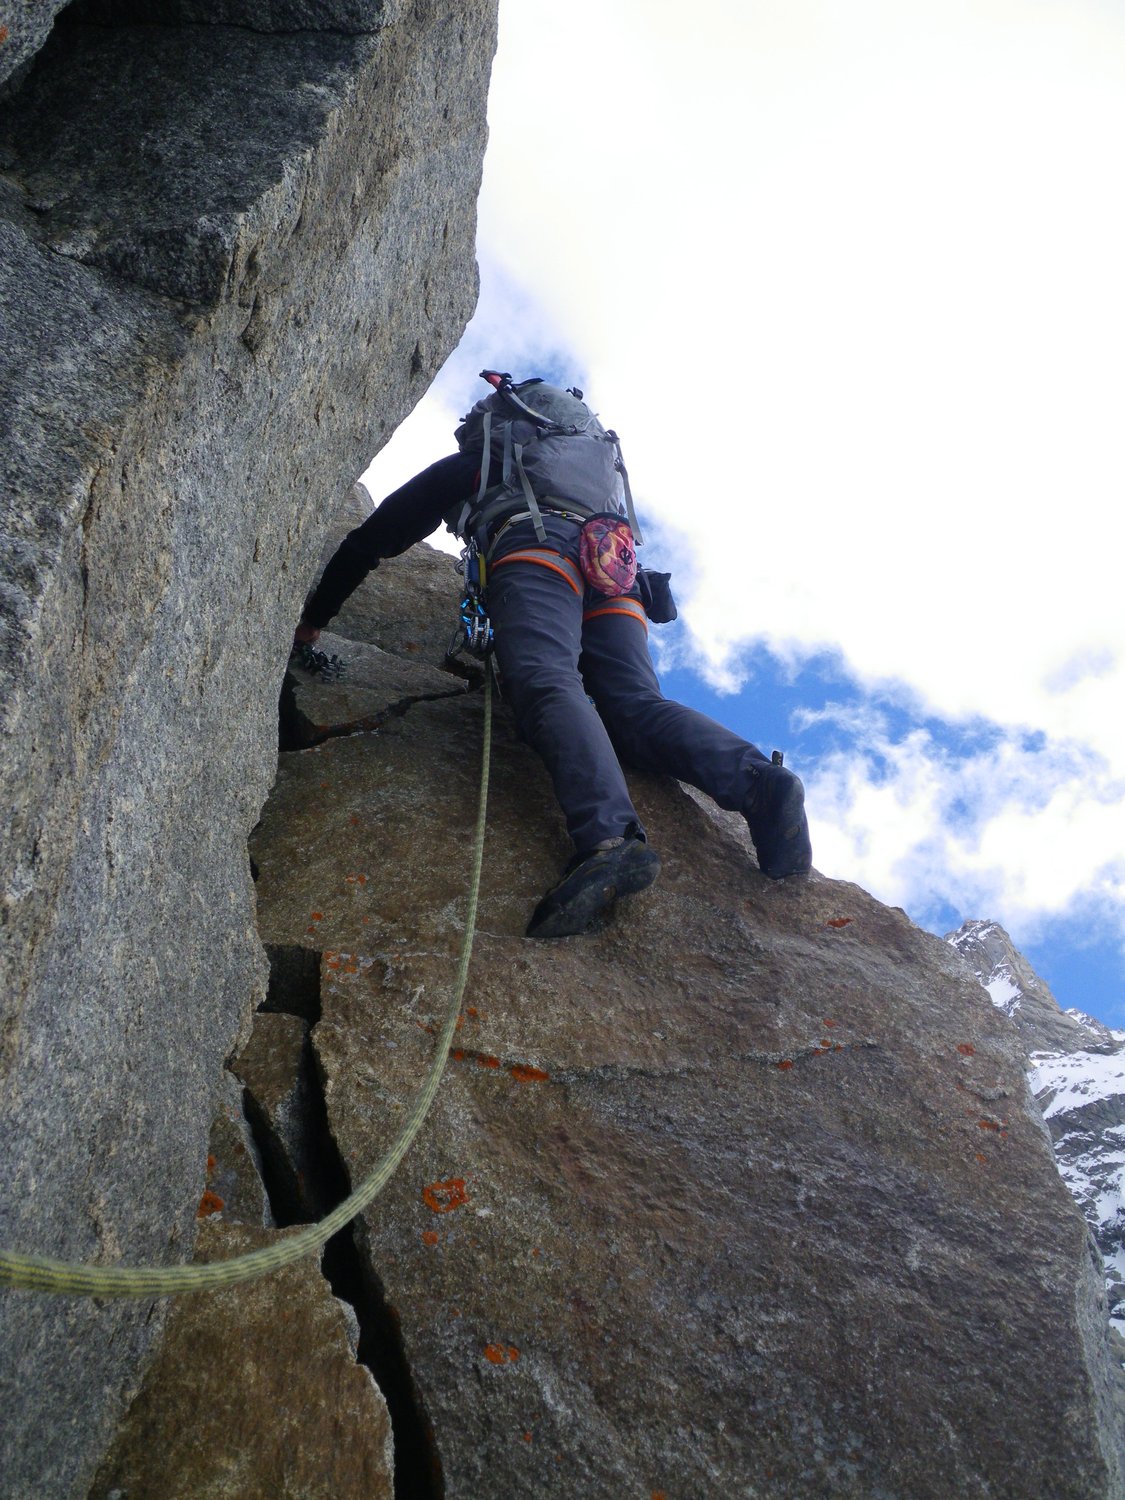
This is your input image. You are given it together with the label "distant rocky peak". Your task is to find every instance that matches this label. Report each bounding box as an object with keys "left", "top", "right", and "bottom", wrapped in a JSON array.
[{"left": 946, "top": 918, "right": 1121, "bottom": 1057}]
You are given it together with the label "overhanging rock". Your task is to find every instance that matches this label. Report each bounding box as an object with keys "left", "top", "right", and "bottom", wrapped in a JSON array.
[{"left": 0, "top": 3, "right": 497, "bottom": 1493}]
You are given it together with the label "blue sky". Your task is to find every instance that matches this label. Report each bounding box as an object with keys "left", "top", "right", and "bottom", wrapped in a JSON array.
[{"left": 360, "top": 0, "right": 1125, "bottom": 1028}]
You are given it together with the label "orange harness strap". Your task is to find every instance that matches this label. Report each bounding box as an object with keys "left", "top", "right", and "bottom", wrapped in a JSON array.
[
  {"left": 582, "top": 596, "right": 649, "bottom": 634},
  {"left": 490, "top": 548, "right": 583, "bottom": 596}
]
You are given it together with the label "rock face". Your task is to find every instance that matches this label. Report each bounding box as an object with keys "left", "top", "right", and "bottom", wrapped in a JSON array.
[
  {"left": 0, "top": 3, "right": 496, "bottom": 1494},
  {"left": 948, "top": 919, "right": 1122, "bottom": 1058},
  {"left": 238, "top": 545, "right": 1125, "bottom": 1498},
  {"left": 0, "top": 2, "right": 67, "bottom": 91},
  {"left": 88, "top": 1221, "right": 395, "bottom": 1500},
  {"left": 948, "top": 919, "right": 1125, "bottom": 1336}
]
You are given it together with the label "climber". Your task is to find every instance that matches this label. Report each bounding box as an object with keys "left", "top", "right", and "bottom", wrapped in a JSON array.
[{"left": 294, "top": 372, "right": 812, "bottom": 938}]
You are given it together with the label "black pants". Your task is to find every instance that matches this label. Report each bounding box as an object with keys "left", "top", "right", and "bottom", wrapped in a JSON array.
[{"left": 486, "top": 518, "right": 773, "bottom": 854}]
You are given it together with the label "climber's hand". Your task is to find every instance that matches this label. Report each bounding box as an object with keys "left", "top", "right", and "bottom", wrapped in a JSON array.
[{"left": 293, "top": 620, "right": 321, "bottom": 645}]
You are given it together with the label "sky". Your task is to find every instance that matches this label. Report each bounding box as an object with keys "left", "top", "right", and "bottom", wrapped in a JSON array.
[{"left": 361, "top": 0, "right": 1125, "bottom": 1026}]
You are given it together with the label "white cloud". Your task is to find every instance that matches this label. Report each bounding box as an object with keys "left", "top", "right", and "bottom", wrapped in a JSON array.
[
  {"left": 804, "top": 706, "right": 1125, "bottom": 953},
  {"left": 361, "top": 0, "right": 1125, "bottom": 965},
  {"left": 466, "top": 0, "right": 1125, "bottom": 753}
]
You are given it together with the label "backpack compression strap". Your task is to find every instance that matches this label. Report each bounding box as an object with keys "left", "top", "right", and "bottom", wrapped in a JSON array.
[
  {"left": 479, "top": 370, "right": 550, "bottom": 543},
  {"left": 482, "top": 370, "right": 643, "bottom": 547},
  {"left": 473, "top": 370, "right": 646, "bottom": 547}
]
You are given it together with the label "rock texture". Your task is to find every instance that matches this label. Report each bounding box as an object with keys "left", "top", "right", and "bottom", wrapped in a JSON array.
[
  {"left": 0, "top": 3, "right": 496, "bottom": 1494},
  {"left": 88, "top": 1219, "right": 395, "bottom": 1500},
  {"left": 243, "top": 545, "right": 1125, "bottom": 1498},
  {"left": 949, "top": 919, "right": 1125, "bottom": 1336},
  {"left": 0, "top": 1, "right": 67, "bottom": 92}
]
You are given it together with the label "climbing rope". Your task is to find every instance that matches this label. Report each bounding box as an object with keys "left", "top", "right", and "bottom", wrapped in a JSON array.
[{"left": 0, "top": 673, "right": 493, "bottom": 1299}]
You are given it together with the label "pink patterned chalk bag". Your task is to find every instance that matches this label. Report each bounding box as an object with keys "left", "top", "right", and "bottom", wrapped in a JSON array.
[{"left": 578, "top": 513, "right": 638, "bottom": 597}]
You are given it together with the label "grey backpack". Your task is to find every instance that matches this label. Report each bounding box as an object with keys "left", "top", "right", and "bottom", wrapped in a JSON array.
[{"left": 451, "top": 371, "right": 642, "bottom": 547}]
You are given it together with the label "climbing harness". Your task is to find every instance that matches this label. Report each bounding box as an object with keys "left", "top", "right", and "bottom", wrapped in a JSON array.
[
  {"left": 582, "top": 595, "right": 649, "bottom": 632},
  {"left": 490, "top": 547, "right": 583, "bottom": 596},
  {"left": 0, "top": 674, "right": 494, "bottom": 1300}
]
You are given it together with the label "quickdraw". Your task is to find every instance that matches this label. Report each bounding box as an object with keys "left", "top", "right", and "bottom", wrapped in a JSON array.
[{"left": 446, "top": 541, "right": 493, "bottom": 662}]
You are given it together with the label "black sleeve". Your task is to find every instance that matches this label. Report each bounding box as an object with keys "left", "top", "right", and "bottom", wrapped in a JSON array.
[{"left": 302, "top": 452, "right": 477, "bottom": 628}]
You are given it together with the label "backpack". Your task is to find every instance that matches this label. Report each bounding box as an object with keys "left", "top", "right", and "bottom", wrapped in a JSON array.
[{"left": 450, "top": 371, "right": 642, "bottom": 549}]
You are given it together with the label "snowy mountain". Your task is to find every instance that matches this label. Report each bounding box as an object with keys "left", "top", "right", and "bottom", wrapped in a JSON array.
[{"left": 948, "top": 920, "right": 1125, "bottom": 1332}]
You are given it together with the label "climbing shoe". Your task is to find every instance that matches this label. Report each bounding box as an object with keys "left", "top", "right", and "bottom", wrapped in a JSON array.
[
  {"left": 526, "top": 832, "right": 661, "bottom": 939},
  {"left": 743, "top": 762, "right": 813, "bottom": 879}
]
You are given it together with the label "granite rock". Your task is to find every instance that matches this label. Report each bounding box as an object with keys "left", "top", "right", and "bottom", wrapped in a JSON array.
[
  {"left": 287, "top": 630, "right": 469, "bottom": 741},
  {"left": 245, "top": 544, "right": 1125, "bottom": 1499},
  {"left": 948, "top": 919, "right": 1121, "bottom": 1056},
  {"left": 203, "top": 1071, "right": 274, "bottom": 1230},
  {"left": 0, "top": 0, "right": 66, "bottom": 91},
  {"left": 950, "top": 919, "right": 1125, "bottom": 1345},
  {"left": 331, "top": 540, "right": 475, "bottom": 670},
  {"left": 231, "top": 1010, "right": 327, "bottom": 1222},
  {"left": 88, "top": 1221, "right": 395, "bottom": 1500},
  {"left": 0, "top": 3, "right": 497, "bottom": 1493}
]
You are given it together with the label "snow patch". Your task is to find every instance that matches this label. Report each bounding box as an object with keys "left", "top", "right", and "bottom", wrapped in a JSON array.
[
  {"left": 1030, "top": 1050, "right": 1125, "bottom": 1119},
  {"left": 986, "top": 970, "right": 1021, "bottom": 1014}
]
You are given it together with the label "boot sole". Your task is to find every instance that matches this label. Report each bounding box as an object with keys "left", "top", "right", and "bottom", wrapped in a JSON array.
[
  {"left": 749, "top": 773, "right": 813, "bottom": 878},
  {"left": 526, "top": 842, "right": 662, "bottom": 939}
]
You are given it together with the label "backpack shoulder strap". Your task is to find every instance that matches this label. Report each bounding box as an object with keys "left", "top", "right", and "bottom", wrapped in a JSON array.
[{"left": 606, "top": 430, "right": 643, "bottom": 546}]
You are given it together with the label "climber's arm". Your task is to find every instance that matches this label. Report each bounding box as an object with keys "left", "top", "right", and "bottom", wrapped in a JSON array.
[{"left": 298, "top": 452, "right": 477, "bottom": 635}]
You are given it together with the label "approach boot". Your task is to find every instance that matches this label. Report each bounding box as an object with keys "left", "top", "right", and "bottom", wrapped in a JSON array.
[
  {"left": 526, "top": 830, "right": 661, "bottom": 939},
  {"left": 743, "top": 762, "right": 812, "bottom": 878}
]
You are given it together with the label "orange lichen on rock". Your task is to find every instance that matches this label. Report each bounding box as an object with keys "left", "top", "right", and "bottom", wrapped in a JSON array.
[
  {"left": 825, "top": 917, "right": 853, "bottom": 928},
  {"left": 421, "top": 1230, "right": 439, "bottom": 1246},
  {"left": 196, "top": 1190, "right": 224, "bottom": 1218},
  {"left": 957, "top": 1043, "right": 976, "bottom": 1056},
  {"left": 483, "top": 1343, "right": 520, "bottom": 1365},
  {"left": 510, "top": 1064, "right": 550, "bottom": 1084},
  {"left": 423, "top": 1177, "right": 469, "bottom": 1214},
  {"left": 776, "top": 1059, "right": 794, "bottom": 1070}
]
